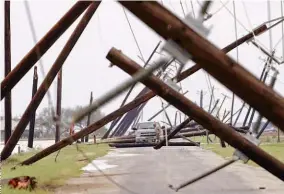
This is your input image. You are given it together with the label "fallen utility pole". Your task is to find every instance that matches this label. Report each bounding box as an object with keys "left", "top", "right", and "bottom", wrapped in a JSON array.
[
  {"left": 248, "top": 63, "right": 272, "bottom": 129},
  {"left": 174, "top": 112, "right": 178, "bottom": 126},
  {"left": 161, "top": 101, "right": 173, "bottom": 127},
  {"left": 222, "top": 109, "right": 227, "bottom": 121},
  {"left": 19, "top": 25, "right": 269, "bottom": 164},
  {"left": 28, "top": 66, "right": 38, "bottom": 148},
  {"left": 119, "top": 1, "right": 284, "bottom": 132},
  {"left": 222, "top": 111, "right": 231, "bottom": 123},
  {"left": 4, "top": 0, "right": 12, "bottom": 144},
  {"left": 84, "top": 91, "right": 93, "bottom": 142},
  {"left": 252, "top": 69, "right": 278, "bottom": 134},
  {"left": 110, "top": 141, "right": 199, "bottom": 148},
  {"left": 217, "top": 94, "right": 229, "bottom": 147},
  {"left": 155, "top": 118, "right": 191, "bottom": 149},
  {"left": 107, "top": 47, "right": 284, "bottom": 181},
  {"left": 231, "top": 93, "right": 235, "bottom": 125},
  {"left": 1, "top": 2, "right": 100, "bottom": 160},
  {"left": 55, "top": 69, "right": 62, "bottom": 143},
  {"left": 216, "top": 94, "right": 229, "bottom": 119},
  {"left": 233, "top": 102, "right": 245, "bottom": 126},
  {"left": 208, "top": 86, "right": 214, "bottom": 113},
  {"left": 1, "top": 1, "right": 93, "bottom": 100},
  {"left": 200, "top": 90, "right": 204, "bottom": 109},
  {"left": 242, "top": 55, "right": 271, "bottom": 127}
]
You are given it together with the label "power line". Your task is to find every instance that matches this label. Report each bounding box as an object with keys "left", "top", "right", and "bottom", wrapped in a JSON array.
[
  {"left": 232, "top": 1, "right": 238, "bottom": 125},
  {"left": 24, "top": 1, "right": 56, "bottom": 117},
  {"left": 210, "top": 0, "right": 231, "bottom": 16},
  {"left": 220, "top": 0, "right": 250, "bottom": 32},
  {"left": 180, "top": 0, "right": 186, "bottom": 17},
  {"left": 190, "top": 0, "right": 196, "bottom": 18},
  {"left": 122, "top": 7, "right": 145, "bottom": 62},
  {"left": 267, "top": 0, "right": 273, "bottom": 52}
]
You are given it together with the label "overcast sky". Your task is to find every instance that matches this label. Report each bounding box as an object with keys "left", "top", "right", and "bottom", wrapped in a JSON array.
[{"left": 1, "top": 0, "right": 284, "bottom": 128}]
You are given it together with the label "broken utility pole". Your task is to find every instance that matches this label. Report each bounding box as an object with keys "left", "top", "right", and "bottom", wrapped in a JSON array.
[
  {"left": 1, "top": 1, "right": 93, "bottom": 100},
  {"left": 55, "top": 69, "right": 62, "bottom": 143},
  {"left": 155, "top": 118, "right": 191, "bottom": 149},
  {"left": 4, "top": 0, "right": 12, "bottom": 144},
  {"left": 1, "top": 2, "right": 100, "bottom": 160},
  {"left": 107, "top": 47, "right": 284, "bottom": 181},
  {"left": 119, "top": 1, "right": 284, "bottom": 132},
  {"left": 28, "top": 66, "right": 38, "bottom": 148},
  {"left": 84, "top": 91, "right": 93, "bottom": 142}
]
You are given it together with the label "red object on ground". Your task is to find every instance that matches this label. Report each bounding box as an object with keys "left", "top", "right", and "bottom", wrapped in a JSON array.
[{"left": 7, "top": 176, "right": 37, "bottom": 190}]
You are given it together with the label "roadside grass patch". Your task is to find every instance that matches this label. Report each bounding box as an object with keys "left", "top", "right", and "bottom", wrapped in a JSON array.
[
  {"left": 1, "top": 144, "right": 109, "bottom": 194},
  {"left": 204, "top": 142, "right": 284, "bottom": 166}
]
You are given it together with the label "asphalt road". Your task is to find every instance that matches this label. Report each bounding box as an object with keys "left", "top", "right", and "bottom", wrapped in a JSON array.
[{"left": 56, "top": 146, "right": 284, "bottom": 194}]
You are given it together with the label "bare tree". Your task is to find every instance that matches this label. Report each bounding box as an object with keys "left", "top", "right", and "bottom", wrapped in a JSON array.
[{"left": 36, "top": 106, "right": 107, "bottom": 138}]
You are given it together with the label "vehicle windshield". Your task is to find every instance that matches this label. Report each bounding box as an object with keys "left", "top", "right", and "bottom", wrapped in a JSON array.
[{"left": 137, "top": 122, "right": 156, "bottom": 129}]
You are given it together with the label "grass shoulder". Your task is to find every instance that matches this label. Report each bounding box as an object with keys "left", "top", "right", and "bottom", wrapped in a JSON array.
[
  {"left": 1, "top": 144, "right": 109, "bottom": 194},
  {"left": 203, "top": 142, "right": 284, "bottom": 166}
]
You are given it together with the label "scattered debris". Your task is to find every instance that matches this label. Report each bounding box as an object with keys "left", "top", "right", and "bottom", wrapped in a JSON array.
[{"left": 3, "top": 176, "right": 37, "bottom": 190}]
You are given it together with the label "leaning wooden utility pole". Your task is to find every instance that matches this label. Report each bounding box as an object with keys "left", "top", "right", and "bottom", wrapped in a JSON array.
[
  {"left": 19, "top": 25, "right": 269, "bottom": 165},
  {"left": 119, "top": 1, "right": 284, "bottom": 132},
  {"left": 155, "top": 118, "right": 191, "bottom": 149},
  {"left": 55, "top": 69, "right": 62, "bottom": 143},
  {"left": 1, "top": 2, "right": 100, "bottom": 160},
  {"left": 1, "top": 1, "right": 93, "bottom": 100},
  {"left": 28, "top": 66, "right": 38, "bottom": 148},
  {"left": 107, "top": 48, "right": 284, "bottom": 181},
  {"left": 84, "top": 91, "right": 93, "bottom": 142},
  {"left": 4, "top": 0, "right": 12, "bottom": 144}
]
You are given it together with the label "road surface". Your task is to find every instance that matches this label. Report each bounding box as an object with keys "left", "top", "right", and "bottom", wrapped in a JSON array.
[{"left": 56, "top": 146, "right": 284, "bottom": 194}]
